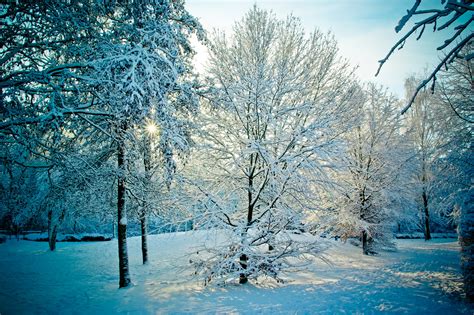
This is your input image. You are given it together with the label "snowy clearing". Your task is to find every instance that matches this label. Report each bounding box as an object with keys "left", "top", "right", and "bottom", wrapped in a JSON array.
[{"left": 0, "top": 232, "right": 470, "bottom": 314}]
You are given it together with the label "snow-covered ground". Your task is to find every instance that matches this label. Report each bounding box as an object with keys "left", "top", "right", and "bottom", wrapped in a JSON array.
[{"left": 0, "top": 231, "right": 470, "bottom": 314}]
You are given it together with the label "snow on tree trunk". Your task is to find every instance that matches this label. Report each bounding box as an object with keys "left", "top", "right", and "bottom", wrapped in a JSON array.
[
  {"left": 459, "top": 188, "right": 474, "bottom": 302},
  {"left": 47, "top": 207, "right": 65, "bottom": 251},
  {"left": 239, "top": 161, "right": 256, "bottom": 284},
  {"left": 117, "top": 128, "right": 131, "bottom": 288},
  {"left": 239, "top": 254, "right": 249, "bottom": 284}
]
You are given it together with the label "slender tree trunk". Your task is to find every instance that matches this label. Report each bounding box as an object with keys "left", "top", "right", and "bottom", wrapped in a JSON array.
[
  {"left": 49, "top": 226, "right": 58, "bottom": 251},
  {"left": 360, "top": 192, "right": 372, "bottom": 255},
  {"left": 141, "top": 214, "right": 148, "bottom": 264},
  {"left": 361, "top": 229, "right": 374, "bottom": 255},
  {"left": 47, "top": 210, "right": 57, "bottom": 251},
  {"left": 140, "top": 134, "right": 152, "bottom": 265},
  {"left": 240, "top": 168, "right": 254, "bottom": 284},
  {"left": 112, "top": 219, "right": 115, "bottom": 239},
  {"left": 422, "top": 190, "right": 431, "bottom": 241},
  {"left": 239, "top": 254, "right": 248, "bottom": 284},
  {"left": 362, "top": 230, "right": 368, "bottom": 255},
  {"left": 117, "top": 126, "right": 131, "bottom": 288},
  {"left": 47, "top": 208, "right": 65, "bottom": 251}
]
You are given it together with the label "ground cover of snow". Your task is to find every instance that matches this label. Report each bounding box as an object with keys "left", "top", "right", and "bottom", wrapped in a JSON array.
[{"left": 0, "top": 231, "right": 470, "bottom": 314}]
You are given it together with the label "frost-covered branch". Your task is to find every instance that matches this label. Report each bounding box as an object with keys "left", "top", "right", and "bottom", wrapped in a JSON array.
[{"left": 376, "top": 0, "right": 473, "bottom": 113}]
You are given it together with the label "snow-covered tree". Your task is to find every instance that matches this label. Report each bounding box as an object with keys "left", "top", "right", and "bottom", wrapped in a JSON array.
[
  {"left": 0, "top": 153, "right": 48, "bottom": 238},
  {"left": 189, "top": 6, "right": 358, "bottom": 284},
  {"left": 377, "top": 1, "right": 472, "bottom": 300},
  {"left": 404, "top": 75, "right": 461, "bottom": 239},
  {"left": 436, "top": 49, "right": 473, "bottom": 301},
  {"left": 85, "top": 1, "right": 203, "bottom": 288},
  {"left": 331, "top": 84, "right": 411, "bottom": 254},
  {"left": 1, "top": 0, "right": 204, "bottom": 287}
]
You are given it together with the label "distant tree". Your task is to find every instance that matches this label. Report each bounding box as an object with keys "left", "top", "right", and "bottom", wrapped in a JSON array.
[
  {"left": 404, "top": 76, "right": 450, "bottom": 240},
  {"left": 126, "top": 119, "right": 167, "bottom": 265},
  {"left": 190, "top": 6, "right": 358, "bottom": 284},
  {"left": 0, "top": 153, "right": 48, "bottom": 238},
  {"left": 331, "top": 84, "right": 411, "bottom": 254},
  {"left": 376, "top": 0, "right": 473, "bottom": 113}
]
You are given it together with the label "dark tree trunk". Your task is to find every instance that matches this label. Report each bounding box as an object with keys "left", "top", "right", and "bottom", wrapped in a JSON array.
[
  {"left": 112, "top": 220, "right": 115, "bottom": 239},
  {"left": 49, "top": 227, "right": 58, "bottom": 251},
  {"left": 117, "top": 127, "right": 131, "bottom": 288},
  {"left": 141, "top": 215, "right": 148, "bottom": 264},
  {"left": 47, "top": 210, "right": 57, "bottom": 251},
  {"left": 362, "top": 230, "right": 368, "bottom": 255},
  {"left": 247, "top": 176, "right": 254, "bottom": 224},
  {"left": 422, "top": 190, "right": 431, "bottom": 241},
  {"left": 239, "top": 254, "right": 248, "bottom": 284},
  {"left": 361, "top": 230, "right": 374, "bottom": 255},
  {"left": 140, "top": 134, "right": 152, "bottom": 265},
  {"left": 240, "top": 168, "right": 255, "bottom": 284},
  {"left": 47, "top": 208, "right": 65, "bottom": 251}
]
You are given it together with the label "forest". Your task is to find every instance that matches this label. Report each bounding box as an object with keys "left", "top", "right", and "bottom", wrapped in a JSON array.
[{"left": 0, "top": 0, "right": 472, "bottom": 313}]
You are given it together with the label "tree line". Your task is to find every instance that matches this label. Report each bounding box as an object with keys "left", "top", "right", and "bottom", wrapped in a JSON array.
[{"left": 0, "top": 1, "right": 472, "bottom": 299}]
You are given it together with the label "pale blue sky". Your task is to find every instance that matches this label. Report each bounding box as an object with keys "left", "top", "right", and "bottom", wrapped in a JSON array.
[{"left": 186, "top": 0, "right": 450, "bottom": 99}]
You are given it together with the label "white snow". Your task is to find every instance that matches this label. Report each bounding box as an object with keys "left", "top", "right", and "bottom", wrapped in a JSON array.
[
  {"left": 119, "top": 217, "right": 128, "bottom": 226},
  {"left": 0, "top": 231, "right": 470, "bottom": 314}
]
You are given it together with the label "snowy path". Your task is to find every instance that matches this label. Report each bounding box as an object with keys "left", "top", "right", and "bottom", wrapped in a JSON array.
[{"left": 0, "top": 232, "right": 470, "bottom": 314}]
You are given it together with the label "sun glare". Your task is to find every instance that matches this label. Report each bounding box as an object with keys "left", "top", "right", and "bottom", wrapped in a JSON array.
[{"left": 146, "top": 122, "right": 158, "bottom": 135}]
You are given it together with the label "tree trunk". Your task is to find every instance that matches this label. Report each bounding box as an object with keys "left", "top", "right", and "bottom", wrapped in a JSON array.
[
  {"left": 361, "top": 230, "right": 374, "bottom": 255},
  {"left": 47, "top": 210, "right": 57, "bottom": 251},
  {"left": 112, "top": 219, "right": 115, "bottom": 239},
  {"left": 141, "top": 214, "right": 148, "bottom": 264},
  {"left": 117, "top": 127, "right": 131, "bottom": 288},
  {"left": 47, "top": 208, "right": 65, "bottom": 251},
  {"left": 362, "top": 230, "right": 368, "bottom": 255},
  {"left": 240, "top": 169, "right": 255, "bottom": 284},
  {"left": 422, "top": 190, "right": 431, "bottom": 241},
  {"left": 239, "top": 254, "right": 248, "bottom": 284},
  {"left": 49, "top": 226, "right": 58, "bottom": 251},
  {"left": 140, "top": 134, "right": 152, "bottom": 265}
]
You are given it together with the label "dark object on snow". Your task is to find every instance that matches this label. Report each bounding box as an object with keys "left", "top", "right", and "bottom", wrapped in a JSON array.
[
  {"left": 25, "top": 235, "right": 112, "bottom": 242},
  {"left": 0, "top": 236, "right": 6, "bottom": 244},
  {"left": 396, "top": 233, "right": 458, "bottom": 239},
  {"left": 65, "top": 235, "right": 112, "bottom": 242}
]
